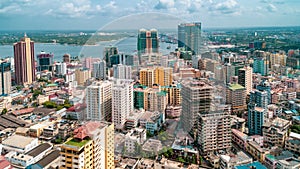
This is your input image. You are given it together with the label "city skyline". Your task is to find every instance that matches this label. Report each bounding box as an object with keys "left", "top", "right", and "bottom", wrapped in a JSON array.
[{"left": 0, "top": 0, "right": 300, "bottom": 30}]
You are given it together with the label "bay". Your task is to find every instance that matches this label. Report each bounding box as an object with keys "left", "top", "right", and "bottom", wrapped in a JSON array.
[{"left": 0, "top": 37, "right": 177, "bottom": 61}]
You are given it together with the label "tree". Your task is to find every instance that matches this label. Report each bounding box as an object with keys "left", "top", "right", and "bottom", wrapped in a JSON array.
[
  {"left": 1, "top": 108, "right": 7, "bottom": 115},
  {"left": 43, "top": 101, "right": 57, "bottom": 109}
]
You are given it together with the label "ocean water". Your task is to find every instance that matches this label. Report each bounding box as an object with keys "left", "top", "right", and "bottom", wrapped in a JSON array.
[{"left": 0, "top": 37, "right": 177, "bottom": 61}]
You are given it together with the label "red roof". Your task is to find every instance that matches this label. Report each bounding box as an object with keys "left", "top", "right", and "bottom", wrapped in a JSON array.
[
  {"left": 0, "top": 156, "right": 12, "bottom": 169},
  {"left": 67, "top": 103, "right": 86, "bottom": 112},
  {"left": 13, "top": 108, "right": 35, "bottom": 116},
  {"left": 73, "top": 122, "right": 105, "bottom": 140}
]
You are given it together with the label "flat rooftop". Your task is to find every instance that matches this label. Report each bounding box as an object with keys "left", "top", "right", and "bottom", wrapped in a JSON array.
[
  {"left": 34, "top": 150, "right": 60, "bottom": 168},
  {"left": 26, "top": 143, "right": 52, "bottom": 157},
  {"left": 235, "top": 161, "right": 267, "bottom": 169},
  {"left": 2, "top": 135, "right": 36, "bottom": 149},
  {"left": 228, "top": 83, "right": 245, "bottom": 90}
]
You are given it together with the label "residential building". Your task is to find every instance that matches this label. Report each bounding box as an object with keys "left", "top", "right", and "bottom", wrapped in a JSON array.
[
  {"left": 197, "top": 111, "right": 232, "bottom": 156},
  {"left": 178, "top": 22, "right": 201, "bottom": 55},
  {"left": 161, "top": 84, "right": 182, "bottom": 106},
  {"left": 124, "top": 128, "right": 146, "bottom": 153},
  {"left": 75, "top": 68, "right": 91, "bottom": 86},
  {"left": 139, "top": 68, "right": 155, "bottom": 87},
  {"left": 55, "top": 62, "right": 67, "bottom": 75},
  {"left": 13, "top": 34, "right": 35, "bottom": 85},
  {"left": 220, "top": 151, "right": 252, "bottom": 169},
  {"left": 82, "top": 57, "right": 100, "bottom": 70},
  {"left": 63, "top": 53, "right": 70, "bottom": 63},
  {"left": 245, "top": 141, "right": 269, "bottom": 162},
  {"left": 226, "top": 83, "right": 247, "bottom": 114},
  {"left": 139, "top": 67, "right": 173, "bottom": 87},
  {"left": 238, "top": 66, "right": 253, "bottom": 94},
  {"left": 263, "top": 117, "right": 291, "bottom": 147},
  {"left": 86, "top": 81, "right": 112, "bottom": 121},
  {"left": 253, "top": 57, "right": 269, "bottom": 76},
  {"left": 60, "top": 122, "right": 114, "bottom": 169},
  {"left": 285, "top": 132, "right": 300, "bottom": 155},
  {"left": 234, "top": 161, "right": 267, "bottom": 169},
  {"left": 248, "top": 105, "right": 266, "bottom": 136},
  {"left": 270, "top": 52, "right": 287, "bottom": 70},
  {"left": 276, "top": 158, "right": 300, "bottom": 169},
  {"left": 181, "top": 80, "right": 213, "bottom": 134},
  {"left": 113, "top": 64, "right": 131, "bottom": 79},
  {"left": 250, "top": 90, "right": 269, "bottom": 109},
  {"left": 92, "top": 60, "right": 106, "bottom": 80},
  {"left": 112, "top": 79, "right": 133, "bottom": 128},
  {"left": 139, "top": 111, "right": 165, "bottom": 135}
]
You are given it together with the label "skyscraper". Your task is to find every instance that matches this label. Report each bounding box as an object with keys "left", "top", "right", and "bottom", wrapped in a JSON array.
[
  {"left": 112, "top": 79, "right": 133, "bottom": 128},
  {"left": 86, "top": 81, "right": 112, "bottom": 122},
  {"left": 113, "top": 64, "right": 132, "bottom": 80},
  {"left": 37, "top": 51, "right": 54, "bottom": 71},
  {"left": 0, "top": 61, "right": 11, "bottom": 96},
  {"left": 104, "top": 46, "right": 118, "bottom": 67},
  {"left": 253, "top": 57, "right": 269, "bottom": 76},
  {"left": 137, "top": 29, "right": 159, "bottom": 63},
  {"left": 238, "top": 66, "right": 253, "bottom": 95},
  {"left": 178, "top": 22, "right": 201, "bottom": 55},
  {"left": 248, "top": 105, "right": 266, "bottom": 135},
  {"left": 93, "top": 60, "right": 106, "bottom": 80},
  {"left": 60, "top": 121, "right": 114, "bottom": 169},
  {"left": 181, "top": 80, "right": 213, "bottom": 134},
  {"left": 13, "top": 34, "right": 35, "bottom": 85}
]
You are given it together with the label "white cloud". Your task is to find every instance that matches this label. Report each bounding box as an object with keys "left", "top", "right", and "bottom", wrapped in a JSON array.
[
  {"left": 154, "top": 0, "right": 175, "bottom": 10},
  {"left": 267, "top": 4, "right": 277, "bottom": 12}
]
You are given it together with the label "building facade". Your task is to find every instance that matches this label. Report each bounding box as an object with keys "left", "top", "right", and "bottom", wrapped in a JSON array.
[
  {"left": 178, "top": 22, "right": 201, "bottom": 55},
  {"left": 13, "top": 34, "right": 35, "bottom": 85}
]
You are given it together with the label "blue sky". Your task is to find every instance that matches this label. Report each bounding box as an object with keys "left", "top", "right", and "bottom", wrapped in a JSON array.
[{"left": 0, "top": 0, "right": 300, "bottom": 30}]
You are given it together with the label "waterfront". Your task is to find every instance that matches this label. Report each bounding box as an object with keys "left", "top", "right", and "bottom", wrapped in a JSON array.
[{"left": 0, "top": 37, "right": 177, "bottom": 61}]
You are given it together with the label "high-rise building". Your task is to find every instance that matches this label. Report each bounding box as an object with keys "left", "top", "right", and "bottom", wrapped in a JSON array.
[
  {"left": 13, "top": 34, "right": 35, "bottom": 85},
  {"left": 113, "top": 64, "right": 132, "bottom": 80},
  {"left": 161, "top": 84, "right": 182, "bottom": 106},
  {"left": 178, "top": 22, "right": 201, "bottom": 55},
  {"left": 238, "top": 66, "right": 253, "bottom": 95},
  {"left": 253, "top": 58, "right": 269, "bottom": 76},
  {"left": 137, "top": 29, "right": 159, "bottom": 63},
  {"left": 139, "top": 67, "right": 173, "bottom": 87},
  {"left": 37, "top": 51, "right": 54, "bottom": 72},
  {"left": 181, "top": 80, "right": 213, "bottom": 134},
  {"left": 63, "top": 54, "right": 70, "bottom": 63},
  {"left": 112, "top": 79, "right": 133, "bottom": 128},
  {"left": 139, "top": 68, "right": 155, "bottom": 88},
  {"left": 250, "top": 90, "right": 268, "bottom": 109},
  {"left": 248, "top": 105, "right": 266, "bottom": 135},
  {"left": 0, "top": 61, "right": 11, "bottom": 96},
  {"left": 86, "top": 81, "right": 112, "bottom": 122},
  {"left": 55, "top": 62, "right": 67, "bottom": 75},
  {"left": 198, "top": 110, "right": 232, "bottom": 156},
  {"left": 93, "top": 60, "right": 106, "bottom": 80},
  {"left": 226, "top": 83, "right": 247, "bottom": 114},
  {"left": 83, "top": 57, "right": 100, "bottom": 70},
  {"left": 104, "top": 46, "right": 118, "bottom": 67},
  {"left": 75, "top": 68, "right": 91, "bottom": 86},
  {"left": 270, "top": 52, "right": 287, "bottom": 70},
  {"left": 60, "top": 121, "right": 114, "bottom": 169},
  {"left": 256, "top": 80, "right": 271, "bottom": 104}
]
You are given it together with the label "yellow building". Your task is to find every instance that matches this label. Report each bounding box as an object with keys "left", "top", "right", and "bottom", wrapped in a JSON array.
[
  {"left": 270, "top": 52, "right": 287, "bottom": 69},
  {"left": 161, "top": 84, "right": 181, "bottom": 106},
  {"left": 140, "top": 67, "right": 173, "bottom": 87},
  {"left": 60, "top": 122, "right": 114, "bottom": 169},
  {"left": 75, "top": 68, "right": 91, "bottom": 86},
  {"left": 245, "top": 140, "right": 269, "bottom": 163}
]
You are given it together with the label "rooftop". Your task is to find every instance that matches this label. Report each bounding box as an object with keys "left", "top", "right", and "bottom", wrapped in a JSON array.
[
  {"left": 235, "top": 161, "right": 267, "bottom": 169},
  {"left": 34, "top": 150, "right": 60, "bottom": 168},
  {"left": 12, "top": 108, "right": 35, "bottom": 116},
  {"left": 2, "top": 135, "right": 36, "bottom": 149},
  {"left": 228, "top": 83, "right": 245, "bottom": 90},
  {"left": 65, "top": 138, "right": 91, "bottom": 148},
  {"left": 26, "top": 143, "right": 52, "bottom": 157}
]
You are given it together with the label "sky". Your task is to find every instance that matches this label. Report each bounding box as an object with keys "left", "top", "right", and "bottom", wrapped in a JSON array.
[{"left": 0, "top": 0, "right": 300, "bottom": 30}]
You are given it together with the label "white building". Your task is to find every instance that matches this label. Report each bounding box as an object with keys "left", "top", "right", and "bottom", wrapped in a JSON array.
[
  {"left": 125, "top": 128, "right": 146, "bottom": 153},
  {"left": 0, "top": 135, "right": 38, "bottom": 154},
  {"left": 112, "top": 79, "right": 133, "bottom": 128},
  {"left": 55, "top": 62, "right": 67, "bottom": 75},
  {"left": 113, "top": 64, "right": 132, "bottom": 80},
  {"left": 86, "top": 81, "right": 112, "bottom": 121},
  {"left": 93, "top": 60, "right": 106, "bottom": 80}
]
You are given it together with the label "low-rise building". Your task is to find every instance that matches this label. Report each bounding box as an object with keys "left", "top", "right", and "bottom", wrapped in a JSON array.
[
  {"left": 276, "top": 158, "right": 300, "bottom": 169},
  {"left": 285, "top": 132, "right": 300, "bottom": 155},
  {"left": 0, "top": 135, "right": 38, "bottom": 154},
  {"left": 263, "top": 117, "right": 291, "bottom": 147},
  {"left": 125, "top": 128, "right": 146, "bottom": 153},
  {"left": 234, "top": 161, "right": 267, "bottom": 169},
  {"left": 220, "top": 151, "right": 252, "bottom": 169},
  {"left": 245, "top": 140, "right": 269, "bottom": 162}
]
